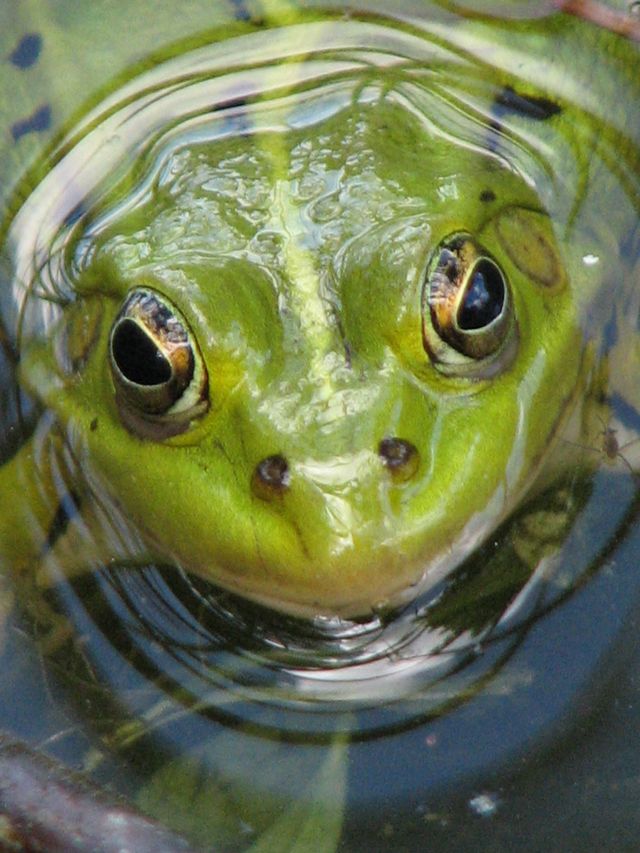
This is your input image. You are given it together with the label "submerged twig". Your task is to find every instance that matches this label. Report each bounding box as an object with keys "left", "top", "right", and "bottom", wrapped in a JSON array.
[
  {"left": 556, "top": 0, "right": 640, "bottom": 40},
  {"left": 448, "top": 0, "right": 640, "bottom": 39},
  {"left": 0, "top": 731, "right": 202, "bottom": 853}
]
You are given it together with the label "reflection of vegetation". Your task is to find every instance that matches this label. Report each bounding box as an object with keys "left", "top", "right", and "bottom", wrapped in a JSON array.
[
  {"left": 14, "top": 562, "right": 350, "bottom": 850},
  {"left": 424, "top": 477, "right": 591, "bottom": 637},
  {"left": 0, "top": 327, "right": 34, "bottom": 466},
  {"left": 138, "top": 736, "right": 347, "bottom": 852}
]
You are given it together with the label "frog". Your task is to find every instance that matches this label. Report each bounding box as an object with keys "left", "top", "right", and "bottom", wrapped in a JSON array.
[
  {"left": 0, "top": 2, "right": 639, "bottom": 624},
  {"left": 0, "top": 6, "right": 640, "bottom": 853}
]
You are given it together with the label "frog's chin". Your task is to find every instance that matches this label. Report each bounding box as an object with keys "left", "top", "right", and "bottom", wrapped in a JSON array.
[
  {"left": 180, "top": 543, "right": 477, "bottom": 621},
  {"left": 158, "top": 499, "right": 516, "bottom": 619}
]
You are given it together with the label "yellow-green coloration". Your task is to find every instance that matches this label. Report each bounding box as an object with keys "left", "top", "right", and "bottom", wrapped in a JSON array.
[{"left": 0, "top": 3, "right": 639, "bottom": 619}]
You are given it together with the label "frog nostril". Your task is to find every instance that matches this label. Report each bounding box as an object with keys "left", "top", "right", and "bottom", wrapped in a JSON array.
[
  {"left": 378, "top": 438, "right": 420, "bottom": 482},
  {"left": 252, "top": 454, "right": 290, "bottom": 500}
]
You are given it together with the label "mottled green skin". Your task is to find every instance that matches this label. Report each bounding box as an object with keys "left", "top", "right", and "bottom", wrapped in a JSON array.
[{"left": 1, "top": 4, "right": 639, "bottom": 618}]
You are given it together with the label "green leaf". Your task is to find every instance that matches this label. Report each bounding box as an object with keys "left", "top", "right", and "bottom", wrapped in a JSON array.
[
  {"left": 137, "top": 733, "right": 347, "bottom": 852},
  {"left": 245, "top": 738, "right": 347, "bottom": 853}
]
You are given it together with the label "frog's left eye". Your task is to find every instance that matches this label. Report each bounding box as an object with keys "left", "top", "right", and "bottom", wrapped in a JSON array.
[
  {"left": 109, "top": 288, "right": 208, "bottom": 432},
  {"left": 422, "top": 235, "right": 515, "bottom": 377}
]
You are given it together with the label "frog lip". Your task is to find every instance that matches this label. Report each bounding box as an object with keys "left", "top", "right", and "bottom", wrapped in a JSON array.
[{"left": 187, "top": 542, "right": 458, "bottom": 621}]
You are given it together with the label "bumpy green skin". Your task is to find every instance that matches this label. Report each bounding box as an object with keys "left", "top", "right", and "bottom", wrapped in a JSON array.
[{"left": 1, "top": 3, "right": 639, "bottom": 618}]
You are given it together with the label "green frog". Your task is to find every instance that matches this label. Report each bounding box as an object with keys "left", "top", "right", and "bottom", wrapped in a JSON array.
[{"left": 0, "top": 3, "right": 638, "bottom": 621}]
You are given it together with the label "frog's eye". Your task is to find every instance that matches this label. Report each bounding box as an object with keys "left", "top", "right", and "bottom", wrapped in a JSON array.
[
  {"left": 422, "top": 235, "right": 516, "bottom": 377},
  {"left": 109, "top": 288, "right": 208, "bottom": 431}
]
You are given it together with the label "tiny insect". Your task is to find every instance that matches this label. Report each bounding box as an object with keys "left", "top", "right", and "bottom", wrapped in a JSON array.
[{"left": 588, "top": 415, "right": 640, "bottom": 478}]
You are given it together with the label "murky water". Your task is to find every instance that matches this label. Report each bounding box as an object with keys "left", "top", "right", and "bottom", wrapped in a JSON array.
[{"left": 1, "top": 2, "right": 640, "bottom": 851}]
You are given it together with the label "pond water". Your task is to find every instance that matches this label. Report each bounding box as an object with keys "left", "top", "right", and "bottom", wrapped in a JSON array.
[{"left": 0, "top": 2, "right": 639, "bottom": 851}]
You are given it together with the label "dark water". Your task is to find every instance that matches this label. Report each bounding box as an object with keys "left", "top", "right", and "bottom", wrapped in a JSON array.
[{"left": 1, "top": 3, "right": 640, "bottom": 851}]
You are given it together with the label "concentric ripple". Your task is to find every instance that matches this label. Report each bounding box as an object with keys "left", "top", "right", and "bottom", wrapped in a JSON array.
[{"left": 3, "top": 8, "right": 640, "bottom": 747}]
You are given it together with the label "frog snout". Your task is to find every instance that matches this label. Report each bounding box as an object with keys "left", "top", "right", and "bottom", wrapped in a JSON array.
[{"left": 250, "top": 437, "right": 420, "bottom": 501}]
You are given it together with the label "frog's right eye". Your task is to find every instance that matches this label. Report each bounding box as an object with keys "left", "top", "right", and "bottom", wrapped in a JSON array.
[{"left": 109, "top": 288, "right": 208, "bottom": 431}]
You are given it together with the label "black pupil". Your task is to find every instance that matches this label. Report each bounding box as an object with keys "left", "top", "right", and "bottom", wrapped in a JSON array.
[
  {"left": 112, "top": 319, "right": 172, "bottom": 385},
  {"left": 457, "top": 260, "right": 505, "bottom": 330}
]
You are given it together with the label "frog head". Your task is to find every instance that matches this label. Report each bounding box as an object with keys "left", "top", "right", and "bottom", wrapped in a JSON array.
[{"left": 18, "top": 96, "right": 581, "bottom": 618}]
